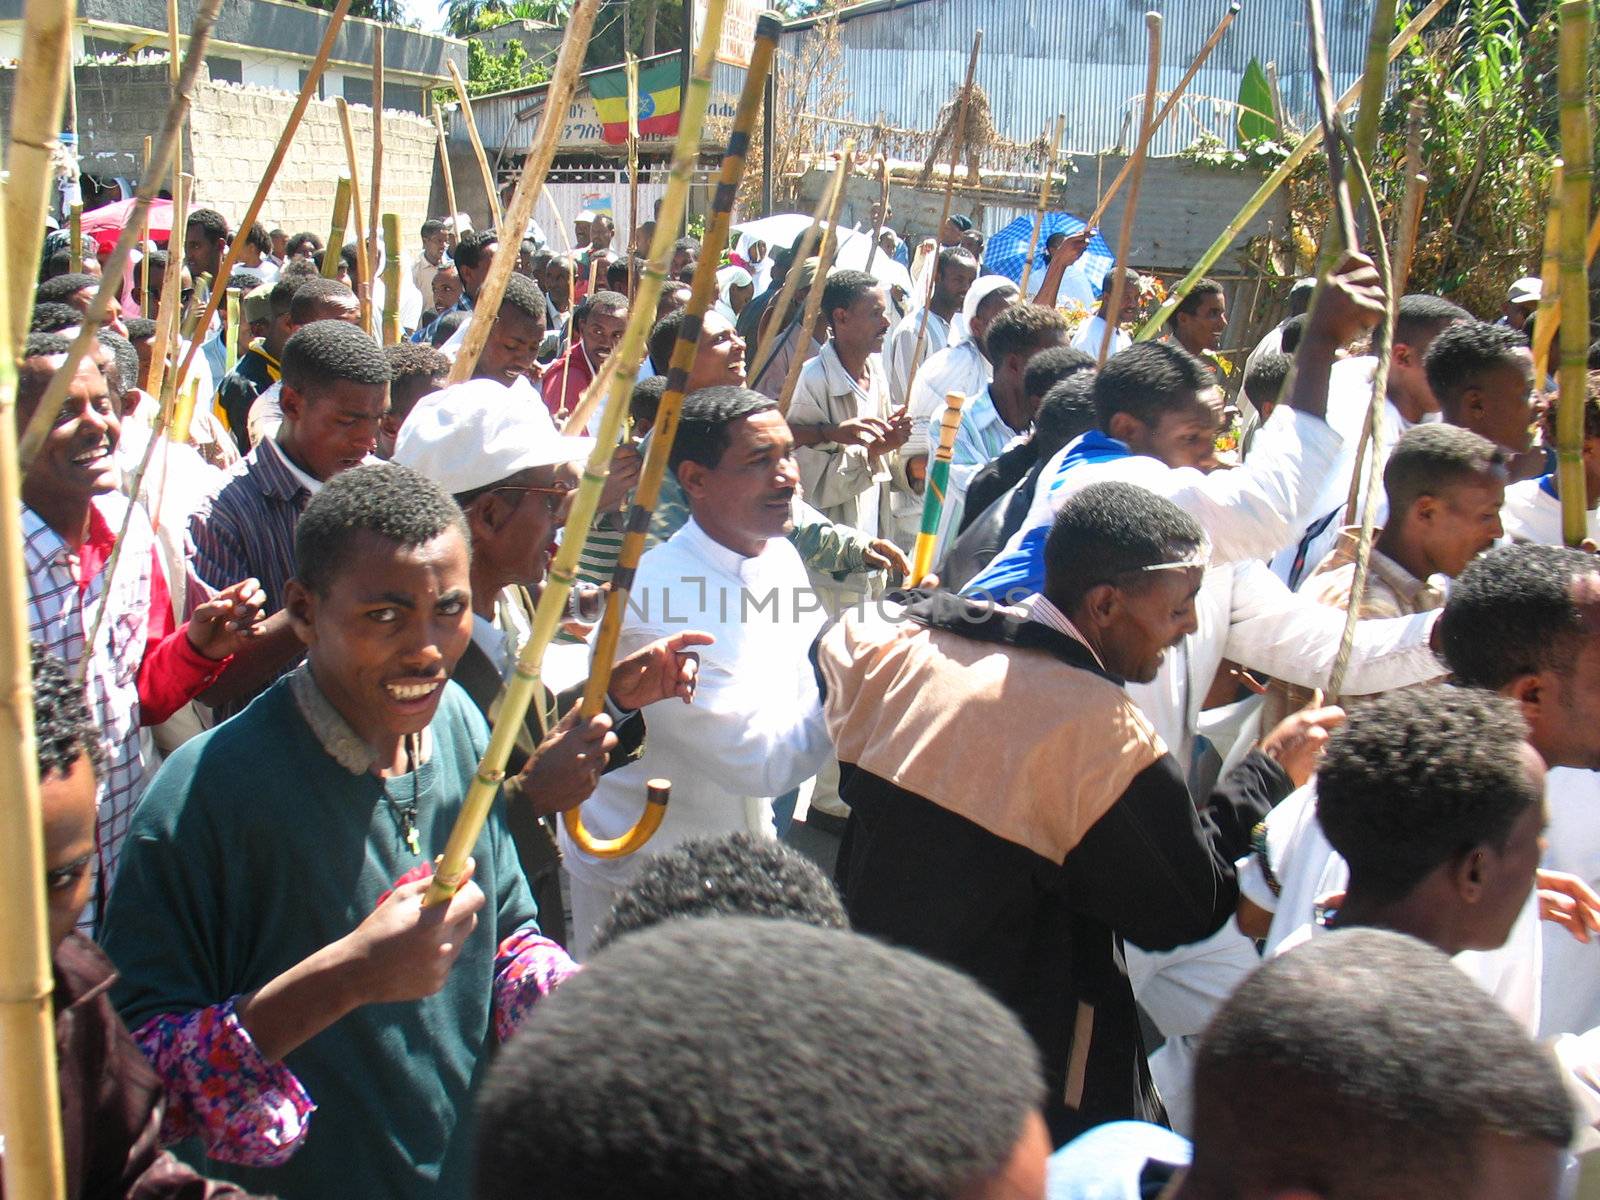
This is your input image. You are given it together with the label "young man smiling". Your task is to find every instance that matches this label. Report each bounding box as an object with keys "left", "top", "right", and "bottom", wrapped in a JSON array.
[{"left": 103, "top": 463, "right": 591, "bottom": 1200}]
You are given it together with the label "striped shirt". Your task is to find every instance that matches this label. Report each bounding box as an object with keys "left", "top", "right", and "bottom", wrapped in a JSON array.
[{"left": 189, "top": 436, "right": 313, "bottom": 617}]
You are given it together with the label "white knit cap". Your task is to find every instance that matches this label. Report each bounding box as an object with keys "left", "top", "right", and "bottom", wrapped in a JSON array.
[{"left": 963, "top": 273, "right": 1020, "bottom": 323}]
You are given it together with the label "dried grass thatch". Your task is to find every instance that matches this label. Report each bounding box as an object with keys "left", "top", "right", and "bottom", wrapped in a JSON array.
[{"left": 918, "top": 78, "right": 997, "bottom": 187}]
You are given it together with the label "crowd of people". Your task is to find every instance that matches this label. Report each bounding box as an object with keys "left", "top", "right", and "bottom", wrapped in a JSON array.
[{"left": 16, "top": 181, "right": 1600, "bottom": 1200}]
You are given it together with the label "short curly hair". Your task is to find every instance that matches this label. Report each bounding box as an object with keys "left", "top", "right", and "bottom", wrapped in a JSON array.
[
  {"left": 294, "top": 462, "right": 467, "bottom": 596},
  {"left": 985, "top": 302, "right": 1069, "bottom": 370},
  {"left": 31, "top": 643, "right": 103, "bottom": 782},
  {"left": 1022, "top": 343, "right": 1094, "bottom": 403},
  {"left": 29, "top": 301, "right": 83, "bottom": 332},
  {"left": 475, "top": 917, "right": 1044, "bottom": 1200},
  {"left": 1316, "top": 686, "right": 1540, "bottom": 904},
  {"left": 669, "top": 385, "right": 777, "bottom": 474},
  {"left": 35, "top": 273, "right": 98, "bottom": 304},
  {"left": 384, "top": 341, "right": 449, "bottom": 387},
  {"left": 288, "top": 277, "right": 357, "bottom": 325},
  {"left": 1092, "top": 340, "right": 1212, "bottom": 431},
  {"left": 1424, "top": 320, "right": 1530, "bottom": 420},
  {"left": 1044, "top": 480, "right": 1205, "bottom": 611},
  {"left": 498, "top": 273, "right": 547, "bottom": 324},
  {"left": 592, "top": 832, "right": 848, "bottom": 952},
  {"left": 281, "top": 319, "right": 389, "bottom": 391},
  {"left": 185, "top": 207, "right": 230, "bottom": 244},
  {"left": 1382, "top": 423, "right": 1504, "bottom": 519},
  {"left": 285, "top": 231, "right": 323, "bottom": 258},
  {"left": 454, "top": 229, "right": 498, "bottom": 272},
  {"left": 1439, "top": 543, "right": 1597, "bottom": 689}
]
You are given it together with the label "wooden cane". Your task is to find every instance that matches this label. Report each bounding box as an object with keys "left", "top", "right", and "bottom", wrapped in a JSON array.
[
  {"left": 4, "top": 0, "right": 75, "bottom": 346},
  {"left": 626, "top": 53, "right": 641, "bottom": 298},
  {"left": 1531, "top": 164, "right": 1564, "bottom": 390},
  {"left": 777, "top": 144, "right": 854, "bottom": 417},
  {"left": 144, "top": 173, "right": 191, "bottom": 419},
  {"left": 1085, "top": 2, "right": 1240, "bottom": 233},
  {"left": 901, "top": 31, "right": 982, "bottom": 413},
  {"left": 1018, "top": 115, "right": 1064, "bottom": 298},
  {"left": 1136, "top": 0, "right": 1447, "bottom": 340},
  {"left": 1099, "top": 14, "right": 1161, "bottom": 368},
  {"left": 1553, "top": 0, "right": 1591, "bottom": 550},
  {"left": 69, "top": 205, "right": 83, "bottom": 273},
  {"left": 1391, "top": 97, "right": 1427, "bottom": 295},
  {"left": 564, "top": 9, "right": 779, "bottom": 860},
  {"left": 911, "top": 391, "right": 967, "bottom": 585},
  {"left": 382, "top": 214, "right": 403, "bottom": 345},
  {"left": 224, "top": 289, "right": 240, "bottom": 375},
  {"left": 432, "top": 107, "right": 460, "bottom": 246},
  {"left": 18, "top": 0, "right": 225, "bottom": 468},
  {"left": 367, "top": 28, "right": 384, "bottom": 321},
  {"left": 335, "top": 99, "right": 372, "bottom": 333},
  {"left": 447, "top": 60, "right": 502, "bottom": 230},
  {"left": 167, "top": 0, "right": 356, "bottom": 397},
  {"left": 323, "top": 176, "right": 352, "bottom": 279},
  {"left": 421, "top": 0, "right": 649, "bottom": 906},
  {"left": 747, "top": 158, "right": 839, "bottom": 386},
  {"left": 864, "top": 152, "right": 890, "bottom": 274}
]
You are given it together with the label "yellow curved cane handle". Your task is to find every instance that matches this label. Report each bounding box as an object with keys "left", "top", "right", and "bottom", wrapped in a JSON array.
[{"left": 562, "top": 778, "right": 670, "bottom": 860}]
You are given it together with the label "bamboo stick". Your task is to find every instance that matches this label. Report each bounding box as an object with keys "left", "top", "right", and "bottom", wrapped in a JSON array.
[
  {"left": 324, "top": 176, "right": 352, "bottom": 278},
  {"left": 169, "top": 0, "right": 356, "bottom": 396},
  {"left": 911, "top": 391, "right": 967, "bottom": 585},
  {"left": 5, "top": 0, "right": 78, "bottom": 347},
  {"left": 864, "top": 150, "right": 889, "bottom": 274},
  {"left": 423, "top": 0, "right": 696, "bottom": 905},
  {"left": 144, "top": 174, "right": 191, "bottom": 411},
  {"left": 626, "top": 53, "right": 640, "bottom": 297},
  {"left": 336, "top": 99, "right": 372, "bottom": 333},
  {"left": 224, "top": 289, "right": 240, "bottom": 375},
  {"left": 1531, "top": 163, "right": 1564, "bottom": 389},
  {"left": 1018, "top": 115, "right": 1064, "bottom": 298},
  {"left": 747, "top": 166, "right": 836, "bottom": 385},
  {"left": 0, "top": 185, "right": 70, "bottom": 1200},
  {"left": 139, "top": 136, "right": 152, "bottom": 314},
  {"left": 166, "top": 0, "right": 179, "bottom": 80},
  {"left": 777, "top": 144, "right": 854, "bottom": 417},
  {"left": 1553, "top": 0, "right": 1591, "bottom": 550},
  {"left": 367, "top": 28, "right": 385, "bottom": 320},
  {"left": 1391, "top": 97, "right": 1427, "bottom": 295},
  {"left": 1099, "top": 14, "right": 1161, "bottom": 367},
  {"left": 1085, "top": 1, "right": 1240, "bottom": 231},
  {"left": 1530, "top": 190, "right": 1600, "bottom": 389},
  {"left": 1136, "top": 0, "right": 1448, "bottom": 340},
  {"left": 902, "top": 31, "right": 982, "bottom": 414},
  {"left": 576, "top": 8, "right": 780, "bottom": 722},
  {"left": 382, "top": 213, "right": 403, "bottom": 345},
  {"left": 18, "top": 0, "right": 224, "bottom": 469},
  {"left": 431, "top": 108, "right": 461, "bottom": 249},
  {"left": 69, "top": 205, "right": 83, "bottom": 273},
  {"left": 447, "top": 60, "right": 502, "bottom": 230},
  {"left": 447, "top": 0, "right": 600, "bottom": 385}
]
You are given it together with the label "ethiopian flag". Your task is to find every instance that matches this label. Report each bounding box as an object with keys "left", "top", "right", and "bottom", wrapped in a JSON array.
[{"left": 591, "top": 59, "right": 680, "bottom": 145}]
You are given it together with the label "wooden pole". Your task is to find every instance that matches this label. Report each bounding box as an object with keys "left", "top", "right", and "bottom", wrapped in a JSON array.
[
  {"left": 5, "top": 0, "right": 78, "bottom": 347},
  {"left": 1391, "top": 96, "right": 1427, "bottom": 295},
  {"left": 69, "top": 206, "right": 83, "bottom": 273},
  {"left": 367, "top": 27, "right": 384, "bottom": 325},
  {"left": 864, "top": 150, "right": 889, "bottom": 273},
  {"left": 911, "top": 391, "right": 967, "bottom": 585},
  {"left": 144, "top": 173, "right": 191, "bottom": 411},
  {"left": 1554, "top": 0, "right": 1591, "bottom": 550},
  {"left": 1018, "top": 115, "right": 1064, "bottom": 298},
  {"left": 777, "top": 144, "right": 854, "bottom": 417},
  {"left": 324, "top": 176, "right": 352, "bottom": 278},
  {"left": 1531, "top": 163, "right": 1564, "bottom": 389},
  {"left": 1136, "top": 0, "right": 1448, "bottom": 340},
  {"left": 18, "top": 0, "right": 224, "bottom": 469},
  {"left": 169, "top": 0, "right": 357, "bottom": 396},
  {"left": 626, "top": 53, "right": 640, "bottom": 297},
  {"left": 1085, "top": 1, "right": 1240, "bottom": 231},
  {"left": 336, "top": 99, "right": 372, "bottom": 333},
  {"left": 224, "top": 288, "right": 240, "bottom": 375},
  {"left": 431, "top": 107, "right": 460, "bottom": 246},
  {"left": 747, "top": 163, "right": 837, "bottom": 384},
  {"left": 139, "top": 136, "right": 153, "bottom": 314},
  {"left": 382, "top": 213, "right": 403, "bottom": 345},
  {"left": 0, "top": 186, "right": 69, "bottom": 1200},
  {"left": 424, "top": 0, "right": 708, "bottom": 904},
  {"left": 1099, "top": 13, "right": 1161, "bottom": 368},
  {"left": 902, "top": 31, "right": 982, "bottom": 413},
  {"left": 447, "top": 60, "right": 503, "bottom": 230},
  {"left": 447, "top": 0, "right": 601, "bottom": 385}
]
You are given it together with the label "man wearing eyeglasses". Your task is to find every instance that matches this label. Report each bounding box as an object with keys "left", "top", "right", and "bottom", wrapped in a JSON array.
[{"left": 392, "top": 378, "right": 709, "bottom": 944}]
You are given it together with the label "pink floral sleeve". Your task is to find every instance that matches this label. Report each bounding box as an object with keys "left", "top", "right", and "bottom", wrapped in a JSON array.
[
  {"left": 492, "top": 923, "right": 581, "bottom": 1043},
  {"left": 132, "top": 998, "right": 315, "bottom": 1167}
]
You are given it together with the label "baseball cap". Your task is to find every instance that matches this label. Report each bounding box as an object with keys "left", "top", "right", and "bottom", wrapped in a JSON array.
[
  {"left": 948, "top": 214, "right": 975, "bottom": 232},
  {"left": 391, "top": 376, "right": 594, "bottom": 495},
  {"left": 1507, "top": 277, "right": 1542, "bottom": 305},
  {"left": 242, "top": 282, "right": 274, "bottom": 324}
]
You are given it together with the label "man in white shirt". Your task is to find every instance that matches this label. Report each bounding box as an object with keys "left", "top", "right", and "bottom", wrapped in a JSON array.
[
  {"left": 559, "top": 386, "right": 834, "bottom": 956},
  {"left": 1069, "top": 266, "right": 1141, "bottom": 360},
  {"left": 905, "top": 275, "right": 1018, "bottom": 457},
  {"left": 885, "top": 247, "right": 977, "bottom": 409},
  {"left": 412, "top": 218, "right": 453, "bottom": 304}
]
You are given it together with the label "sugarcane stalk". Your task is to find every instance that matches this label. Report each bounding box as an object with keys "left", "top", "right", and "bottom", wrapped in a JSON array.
[
  {"left": 902, "top": 31, "right": 982, "bottom": 412},
  {"left": 0, "top": 180, "right": 69, "bottom": 1200},
  {"left": 911, "top": 391, "right": 967, "bottom": 584},
  {"left": 145, "top": 173, "right": 191, "bottom": 410},
  {"left": 431, "top": 107, "right": 460, "bottom": 248},
  {"left": 382, "top": 213, "right": 403, "bottom": 345},
  {"left": 447, "top": 0, "right": 600, "bottom": 385},
  {"left": 324, "top": 177, "right": 352, "bottom": 279},
  {"left": 1019, "top": 115, "right": 1064, "bottom": 298},
  {"left": 777, "top": 144, "right": 854, "bottom": 417},
  {"left": 747, "top": 163, "right": 836, "bottom": 385},
  {"left": 1531, "top": 188, "right": 1600, "bottom": 390},
  {"left": 1085, "top": 1, "right": 1240, "bottom": 231},
  {"left": 626, "top": 53, "right": 640, "bottom": 298},
  {"left": 17, "top": 0, "right": 223, "bottom": 469},
  {"left": 367, "top": 27, "right": 384, "bottom": 322},
  {"left": 1100, "top": 13, "right": 1161, "bottom": 367},
  {"left": 1554, "top": 0, "right": 1591, "bottom": 550},
  {"left": 1137, "top": 0, "right": 1448, "bottom": 340},
  {"left": 447, "top": 60, "right": 502, "bottom": 229},
  {"left": 335, "top": 98, "right": 372, "bottom": 333},
  {"left": 1391, "top": 97, "right": 1427, "bottom": 295},
  {"left": 69, "top": 205, "right": 83, "bottom": 273},
  {"left": 224, "top": 288, "right": 240, "bottom": 375},
  {"left": 170, "top": 0, "right": 356, "bottom": 396},
  {"left": 422, "top": 0, "right": 612, "bottom": 906},
  {"left": 5, "top": 0, "right": 77, "bottom": 347},
  {"left": 1531, "top": 163, "right": 1564, "bottom": 389}
]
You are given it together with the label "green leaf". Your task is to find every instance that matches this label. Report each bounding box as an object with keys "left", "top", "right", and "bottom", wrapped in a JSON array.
[{"left": 1236, "top": 58, "right": 1280, "bottom": 145}]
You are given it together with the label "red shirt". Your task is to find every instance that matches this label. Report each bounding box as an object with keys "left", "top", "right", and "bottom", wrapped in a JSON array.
[{"left": 542, "top": 341, "right": 596, "bottom": 420}]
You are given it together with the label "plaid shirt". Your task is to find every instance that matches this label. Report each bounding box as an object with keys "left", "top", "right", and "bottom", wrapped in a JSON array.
[{"left": 25, "top": 493, "right": 156, "bottom": 929}]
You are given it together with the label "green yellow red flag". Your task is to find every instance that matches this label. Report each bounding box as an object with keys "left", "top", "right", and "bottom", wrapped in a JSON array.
[{"left": 592, "top": 58, "right": 680, "bottom": 144}]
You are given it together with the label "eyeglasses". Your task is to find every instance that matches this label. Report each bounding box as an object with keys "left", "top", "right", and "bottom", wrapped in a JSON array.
[{"left": 494, "top": 482, "right": 575, "bottom": 514}]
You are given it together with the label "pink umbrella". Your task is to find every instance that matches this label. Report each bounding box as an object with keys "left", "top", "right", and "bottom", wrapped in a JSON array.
[{"left": 79, "top": 197, "right": 176, "bottom": 254}]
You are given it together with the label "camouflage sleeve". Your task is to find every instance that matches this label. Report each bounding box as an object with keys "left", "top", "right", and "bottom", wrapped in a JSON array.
[{"left": 786, "top": 498, "right": 871, "bottom": 576}]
